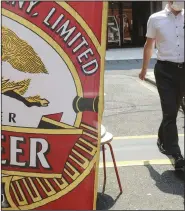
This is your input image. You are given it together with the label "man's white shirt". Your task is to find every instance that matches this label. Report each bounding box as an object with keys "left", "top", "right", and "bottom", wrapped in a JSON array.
[{"left": 146, "top": 4, "right": 184, "bottom": 63}]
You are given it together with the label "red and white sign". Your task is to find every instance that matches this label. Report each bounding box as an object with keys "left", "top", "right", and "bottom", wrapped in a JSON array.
[{"left": 1, "top": 1, "right": 107, "bottom": 210}]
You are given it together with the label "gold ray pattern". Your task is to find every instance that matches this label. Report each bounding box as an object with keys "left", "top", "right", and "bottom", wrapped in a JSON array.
[{"left": 2, "top": 26, "right": 48, "bottom": 74}]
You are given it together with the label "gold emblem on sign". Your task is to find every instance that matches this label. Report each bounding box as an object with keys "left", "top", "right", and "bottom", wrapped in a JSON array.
[{"left": 2, "top": 26, "right": 49, "bottom": 107}]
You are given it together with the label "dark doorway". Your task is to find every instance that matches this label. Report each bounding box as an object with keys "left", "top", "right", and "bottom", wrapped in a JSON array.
[{"left": 131, "top": 1, "right": 151, "bottom": 46}]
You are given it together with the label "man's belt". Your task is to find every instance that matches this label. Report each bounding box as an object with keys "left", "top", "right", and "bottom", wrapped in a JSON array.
[{"left": 157, "top": 60, "right": 185, "bottom": 68}]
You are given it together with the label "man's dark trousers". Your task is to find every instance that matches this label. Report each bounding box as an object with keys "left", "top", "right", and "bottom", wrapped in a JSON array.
[{"left": 154, "top": 61, "right": 185, "bottom": 155}]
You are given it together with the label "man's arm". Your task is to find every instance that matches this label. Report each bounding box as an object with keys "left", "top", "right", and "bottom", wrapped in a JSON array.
[
  {"left": 139, "top": 14, "right": 156, "bottom": 80},
  {"left": 139, "top": 38, "right": 155, "bottom": 80}
]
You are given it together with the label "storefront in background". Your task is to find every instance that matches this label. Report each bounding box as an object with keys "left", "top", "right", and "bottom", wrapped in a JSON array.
[{"left": 107, "top": 1, "right": 162, "bottom": 49}]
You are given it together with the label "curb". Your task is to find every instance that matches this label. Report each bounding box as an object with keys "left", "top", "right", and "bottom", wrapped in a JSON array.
[
  {"left": 105, "top": 58, "right": 157, "bottom": 65},
  {"left": 145, "top": 77, "right": 156, "bottom": 86}
]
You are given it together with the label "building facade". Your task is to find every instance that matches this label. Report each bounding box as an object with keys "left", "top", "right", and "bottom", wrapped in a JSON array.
[{"left": 107, "top": 1, "right": 163, "bottom": 49}]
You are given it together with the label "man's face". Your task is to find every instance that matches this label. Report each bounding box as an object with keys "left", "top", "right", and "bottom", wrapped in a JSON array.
[
  {"left": 168, "top": 1, "right": 173, "bottom": 7},
  {"left": 168, "top": 1, "right": 184, "bottom": 12}
]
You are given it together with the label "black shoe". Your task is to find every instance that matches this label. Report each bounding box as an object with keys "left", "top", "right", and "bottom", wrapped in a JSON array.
[
  {"left": 157, "top": 139, "right": 167, "bottom": 155},
  {"left": 172, "top": 153, "right": 185, "bottom": 170}
]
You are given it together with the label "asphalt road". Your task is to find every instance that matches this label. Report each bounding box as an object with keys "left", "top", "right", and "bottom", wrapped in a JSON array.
[
  {"left": 97, "top": 63, "right": 184, "bottom": 211},
  {"left": 97, "top": 165, "right": 184, "bottom": 210},
  {"left": 102, "top": 68, "right": 184, "bottom": 137},
  {"left": 101, "top": 67, "right": 184, "bottom": 162}
]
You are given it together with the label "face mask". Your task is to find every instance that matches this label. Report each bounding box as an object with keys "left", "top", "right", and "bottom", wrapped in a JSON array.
[{"left": 171, "top": 2, "right": 184, "bottom": 11}]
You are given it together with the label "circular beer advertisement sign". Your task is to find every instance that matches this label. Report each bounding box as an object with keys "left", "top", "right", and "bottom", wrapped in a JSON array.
[{"left": 1, "top": 1, "right": 107, "bottom": 210}]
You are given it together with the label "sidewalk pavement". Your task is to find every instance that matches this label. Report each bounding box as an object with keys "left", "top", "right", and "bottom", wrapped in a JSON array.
[
  {"left": 97, "top": 165, "right": 184, "bottom": 210},
  {"left": 105, "top": 48, "right": 157, "bottom": 70},
  {"left": 106, "top": 48, "right": 157, "bottom": 62}
]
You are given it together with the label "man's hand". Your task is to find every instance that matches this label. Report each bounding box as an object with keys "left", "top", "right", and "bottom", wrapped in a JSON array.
[{"left": 139, "top": 69, "right": 147, "bottom": 80}]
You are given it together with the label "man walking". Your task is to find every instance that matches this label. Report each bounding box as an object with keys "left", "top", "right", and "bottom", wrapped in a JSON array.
[{"left": 139, "top": 1, "right": 184, "bottom": 170}]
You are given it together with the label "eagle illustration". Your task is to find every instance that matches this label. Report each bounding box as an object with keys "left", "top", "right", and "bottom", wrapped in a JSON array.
[{"left": 2, "top": 26, "right": 49, "bottom": 107}]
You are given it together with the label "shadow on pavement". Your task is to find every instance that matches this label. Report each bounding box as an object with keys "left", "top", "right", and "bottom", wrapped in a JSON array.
[
  {"left": 96, "top": 192, "right": 121, "bottom": 210},
  {"left": 144, "top": 163, "right": 184, "bottom": 198}
]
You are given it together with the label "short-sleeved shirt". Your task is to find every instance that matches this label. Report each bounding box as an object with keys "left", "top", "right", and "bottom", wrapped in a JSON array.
[{"left": 146, "top": 4, "right": 184, "bottom": 63}]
